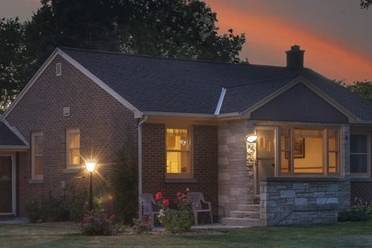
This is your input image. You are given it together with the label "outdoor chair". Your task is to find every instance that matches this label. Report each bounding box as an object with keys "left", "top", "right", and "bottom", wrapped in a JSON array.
[
  {"left": 140, "top": 193, "right": 159, "bottom": 227},
  {"left": 187, "top": 192, "right": 213, "bottom": 225}
]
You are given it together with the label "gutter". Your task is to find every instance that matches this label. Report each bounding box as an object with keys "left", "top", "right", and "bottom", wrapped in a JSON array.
[{"left": 137, "top": 115, "right": 148, "bottom": 218}]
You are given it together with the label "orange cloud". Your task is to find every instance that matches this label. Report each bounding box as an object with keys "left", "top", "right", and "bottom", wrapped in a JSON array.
[{"left": 207, "top": 0, "right": 372, "bottom": 82}]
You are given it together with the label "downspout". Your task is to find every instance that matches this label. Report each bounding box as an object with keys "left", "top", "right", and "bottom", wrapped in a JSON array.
[{"left": 137, "top": 115, "right": 148, "bottom": 218}]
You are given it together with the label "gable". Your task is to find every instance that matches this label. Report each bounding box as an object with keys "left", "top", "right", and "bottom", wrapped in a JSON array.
[{"left": 250, "top": 83, "right": 349, "bottom": 123}]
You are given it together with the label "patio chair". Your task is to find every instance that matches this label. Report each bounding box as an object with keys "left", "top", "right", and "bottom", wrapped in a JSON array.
[
  {"left": 187, "top": 192, "right": 213, "bottom": 225},
  {"left": 140, "top": 193, "right": 159, "bottom": 227}
]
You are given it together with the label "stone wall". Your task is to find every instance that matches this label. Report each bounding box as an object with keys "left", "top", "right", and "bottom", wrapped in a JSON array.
[
  {"left": 218, "top": 120, "right": 255, "bottom": 217},
  {"left": 260, "top": 178, "right": 350, "bottom": 225}
]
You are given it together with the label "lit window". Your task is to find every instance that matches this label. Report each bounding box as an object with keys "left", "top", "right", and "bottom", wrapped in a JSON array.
[
  {"left": 31, "top": 132, "right": 44, "bottom": 180},
  {"left": 350, "top": 134, "right": 370, "bottom": 176},
  {"left": 166, "top": 128, "right": 191, "bottom": 177},
  {"left": 66, "top": 129, "right": 80, "bottom": 168},
  {"left": 279, "top": 128, "right": 339, "bottom": 176}
]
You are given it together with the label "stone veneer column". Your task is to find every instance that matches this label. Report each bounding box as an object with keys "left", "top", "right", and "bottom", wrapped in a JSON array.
[{"left": 218, "top": 120, "right": 256, "bottom": 217}]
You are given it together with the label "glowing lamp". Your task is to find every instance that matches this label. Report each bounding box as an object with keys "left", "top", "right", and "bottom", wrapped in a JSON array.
[
  {"left": 85, "top": 160, "right": 97, "bottom": 173},
  {"left": 247, "top": 135, "right": 258, "bottom": 143}
]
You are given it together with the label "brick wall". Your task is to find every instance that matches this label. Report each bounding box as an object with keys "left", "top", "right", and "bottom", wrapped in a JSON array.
[
  {"left": 6, "top": 55, "right": 138, "bottom": 216},
  {"left": 141, "top": 123, "right": 218, "bottom": 215}
]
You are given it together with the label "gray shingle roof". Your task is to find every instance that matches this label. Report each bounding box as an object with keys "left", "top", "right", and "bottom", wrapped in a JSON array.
[
  {"left": 62, "top": 47, "right": 372, "bottom": 121},
  {"left": 0, "top": 121, "right": 27, "bottom": 147}
]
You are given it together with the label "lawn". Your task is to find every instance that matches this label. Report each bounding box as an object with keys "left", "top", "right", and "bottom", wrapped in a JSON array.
[{"left": 1, "top": 221, "right": 372, "bottom": 248}]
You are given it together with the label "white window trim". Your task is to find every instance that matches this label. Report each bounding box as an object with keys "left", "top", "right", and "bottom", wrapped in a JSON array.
[
  {"left": 165, "top": 126, "right": 193, "bottom": 179},
  {"left": 66, "top": 128, "right": 81, "bottom": 169},
  {"left": 0, "top": 153, "right": 16, "bottom": 215},
  {"left": 350, "top": 132, "right": 371, "bottom": 178},
  {"left": 56, "top": 62, "right": 62, "bottom": 76},
  {"left": 31, "top": 132, "right": 44, "bottom": 180}
]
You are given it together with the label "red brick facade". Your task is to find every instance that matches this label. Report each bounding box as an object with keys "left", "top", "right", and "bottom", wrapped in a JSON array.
[
  {"left": 5, "top": 55, "right": 219, "bottom": 218},
  {"left": 142, "top": 123, "right": 218, "bottom": 215},
  {"left": 6, "top": 55, "right": 138, "bottom": 216}
]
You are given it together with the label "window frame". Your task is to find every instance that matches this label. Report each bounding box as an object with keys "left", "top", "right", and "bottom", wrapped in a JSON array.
[
  {"left": 165, "top": 126, "right": 193, "bottom": 179},
  {"left": 31, "top": 132, "right": 44, "bottom": 180},
  {"left": 350, "top": 132, "right": 371, "bottom": 178},
  {"left": 278, "top": 127, "right": 341, "bottom": 177},
  {"left": 66, "top": 128, "right": 81, "bottom": 169}
]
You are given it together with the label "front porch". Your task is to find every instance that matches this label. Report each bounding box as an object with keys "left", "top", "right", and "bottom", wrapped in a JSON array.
[{"left": 218, "top": 120, "right": 351, "bottom": 226}]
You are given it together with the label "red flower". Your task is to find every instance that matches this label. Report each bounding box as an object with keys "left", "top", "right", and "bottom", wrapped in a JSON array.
[
  {"left": 155, "top": 192, "right": 163, "bottom": 201},
  {"left": 162, "top": 199, "right": 170, "bottom": 208}
]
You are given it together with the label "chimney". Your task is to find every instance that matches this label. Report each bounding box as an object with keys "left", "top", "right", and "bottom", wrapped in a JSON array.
[{"left": 286, "top": 45, "right": 305, "bottom": 70}]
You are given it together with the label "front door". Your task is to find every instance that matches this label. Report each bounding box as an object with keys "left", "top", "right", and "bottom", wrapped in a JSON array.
[
  {"left": 255, "top": 128, "right": 276, "bottom": 195},
  {"left": 0, "top": 155, "right": 15, "bottom": 215}
]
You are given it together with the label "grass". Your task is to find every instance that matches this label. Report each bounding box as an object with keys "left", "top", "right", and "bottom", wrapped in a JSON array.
[{"left": 1, "top": 221, "right": 372, "bottom": 248}]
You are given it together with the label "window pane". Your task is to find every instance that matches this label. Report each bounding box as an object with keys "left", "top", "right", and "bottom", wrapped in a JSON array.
[
  {"left": 293, "top": 129, "right": 324, "bottom": 174},
  {"left": 166, "top": 129, "right": 189, "bottom": 151},
  {"left": 34, "top": 157, "right": 43, "bottom": 176},
  {"left": 166, "top": 151, "right": 191, "bottom": 174},
  {"left": 328, "top": 152, "right": 337, "bottom": 173},
  {"left": 280, "top": 128, "right": 290, "bottom": 175},
  {"left": 69, "top": 132, "right": 80, "bottom": 149},
  {"left": 350, "top": 154, "right": 368, "bottom": 173},
  {"left": 35, "top": 135, "right": 43, "bottom": 154},
  {"left": 70, "top": 149, "right": 80, "bottom": 166},
  {"left": 166, "top": 128, "right": 191, "bottom": 176},
  {"left": 351, "top": 135, "right": 367, "bottom": 153}
]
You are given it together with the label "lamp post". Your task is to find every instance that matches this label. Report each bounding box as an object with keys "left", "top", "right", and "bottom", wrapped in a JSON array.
[{"left": 85, "top": 160, "right": 97, "bottom": 211}]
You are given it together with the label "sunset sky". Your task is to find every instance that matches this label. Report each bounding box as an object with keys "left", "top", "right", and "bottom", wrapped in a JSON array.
[{"left": 1, "top": 0, "right": 371, "bottom": 82}]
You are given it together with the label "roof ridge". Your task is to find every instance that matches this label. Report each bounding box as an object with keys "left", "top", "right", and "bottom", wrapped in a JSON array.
[{"left": 59, "top": 46, "right": 289, "bottom": 69}]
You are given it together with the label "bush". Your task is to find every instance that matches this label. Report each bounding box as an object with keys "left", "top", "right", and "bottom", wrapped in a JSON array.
[
  {"left": 110, "top": 144, "right": 138, "bottom": 224},
  {"left": 338, "top": 198, "right": 370, "bottom": 222},
  {"left": 132, "top": 216, "right": 152, "bottom": 234},
  {"left": 156, "top": 191, "right": 193, "bottom": 233},
  {"left": 25, "top": 200, "right": 46, "bottom": 223},
  {"left": 81, "top": 211, "right": 118, "bottom": 235}
]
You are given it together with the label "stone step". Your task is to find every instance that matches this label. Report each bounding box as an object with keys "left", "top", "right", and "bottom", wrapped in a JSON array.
[
  {"left": 221, "top": 217, "right": 264, "bottom": 227},
  {"left": 237, "top": 204, "right": 260, "bottom": 212},
  {"left": 230, "top": 210, "right": 260, "bottom": 219}
]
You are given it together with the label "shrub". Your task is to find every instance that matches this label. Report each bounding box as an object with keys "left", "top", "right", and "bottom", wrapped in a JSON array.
[
  {"left": 25, "top": 200, "right": 46, "bottom": 223},
  {"left": 132, "top": 216, "right": 152, "bottom": 234},
  {"left": 338, "top": 198, "right": 370, "bottom": 222},
  {"left": 110, "top": 144, "right": 138, "bottom": 224},
  {"left": 81, "top": 211, "right": 118, "bottom": 235},
  {"left": 156, "top": 190, "right": 193, "bottom": 233}
]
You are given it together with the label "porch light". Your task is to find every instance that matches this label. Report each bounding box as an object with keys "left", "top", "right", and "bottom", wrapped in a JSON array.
[
  {"left": 247, "top": 135, "right": 258, "bottom": 143},
  {"left": 85, "top": 160, "right": 97, "bottom": 173},
  {"left": 85, "top": 160, "right": 97, "bottom": 211}
]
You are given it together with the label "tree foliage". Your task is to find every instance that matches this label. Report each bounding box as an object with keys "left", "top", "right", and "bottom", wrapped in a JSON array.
[
  {"left": 347, "top": 81, "right": 372, "bottom": 101},
  {"left": 0, "top": 18, "right": 33, "bottom": 112},
  {"left": 361, "top": 0, "right": 372, "bottom": 9}
]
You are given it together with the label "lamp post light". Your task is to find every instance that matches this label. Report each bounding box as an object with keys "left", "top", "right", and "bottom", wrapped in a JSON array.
[{"left": 85, "top": 160, "right": 97, "bottom": 211}]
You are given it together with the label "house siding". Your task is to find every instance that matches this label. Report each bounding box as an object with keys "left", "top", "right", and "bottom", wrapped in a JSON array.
[
  {"left": 141, "top": 123, "right": 218, "bottom": 216},
  {"left": 6, "top": 55, "right": 138, "bottom": 216},
  {"left": 251, "top": 83, "right": 349, "bottom": 123}
]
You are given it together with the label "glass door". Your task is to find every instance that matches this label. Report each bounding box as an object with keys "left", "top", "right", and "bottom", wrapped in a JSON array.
[{"left": 255, "top": 128, "right": 277, "bottom": 195}]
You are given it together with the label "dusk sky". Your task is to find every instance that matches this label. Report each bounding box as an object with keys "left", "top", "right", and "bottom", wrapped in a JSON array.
[{"left": 1, "top": 0, "right": 371, "bottom": 82}]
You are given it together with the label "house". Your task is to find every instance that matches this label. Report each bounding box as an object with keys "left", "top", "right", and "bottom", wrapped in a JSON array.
[{"left": 1, "top": 45, "right": 372, "bottom": 226}]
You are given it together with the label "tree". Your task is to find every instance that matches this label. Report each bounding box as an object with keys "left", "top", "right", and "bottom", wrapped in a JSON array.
[
  {"left": 0, "top": 18, "right": 32, "bottom": 112},
  {"left": 26, "top": 0, "right": 245, "bottom": 63},
  {"left": 361, "top": 0, "right": 372, "bottom": 8},
  {"left": 347, "top": 81, "right": 372, "bottom": 101}
]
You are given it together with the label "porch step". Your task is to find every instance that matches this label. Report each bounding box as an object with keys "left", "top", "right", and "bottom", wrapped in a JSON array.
[
  {"left": 230, "top": 210, "right": 260, "bottom": 219},
  {"left": 237, "top": 204, "right": 260, "bottom": 212},
  {"left": 221, "top": 217, "right": 264, "bottom": 227}
]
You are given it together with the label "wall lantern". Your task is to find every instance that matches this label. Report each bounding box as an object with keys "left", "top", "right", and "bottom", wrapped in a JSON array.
[{"left": 247, "top": 135, "right": 258, "bottom": 143}]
